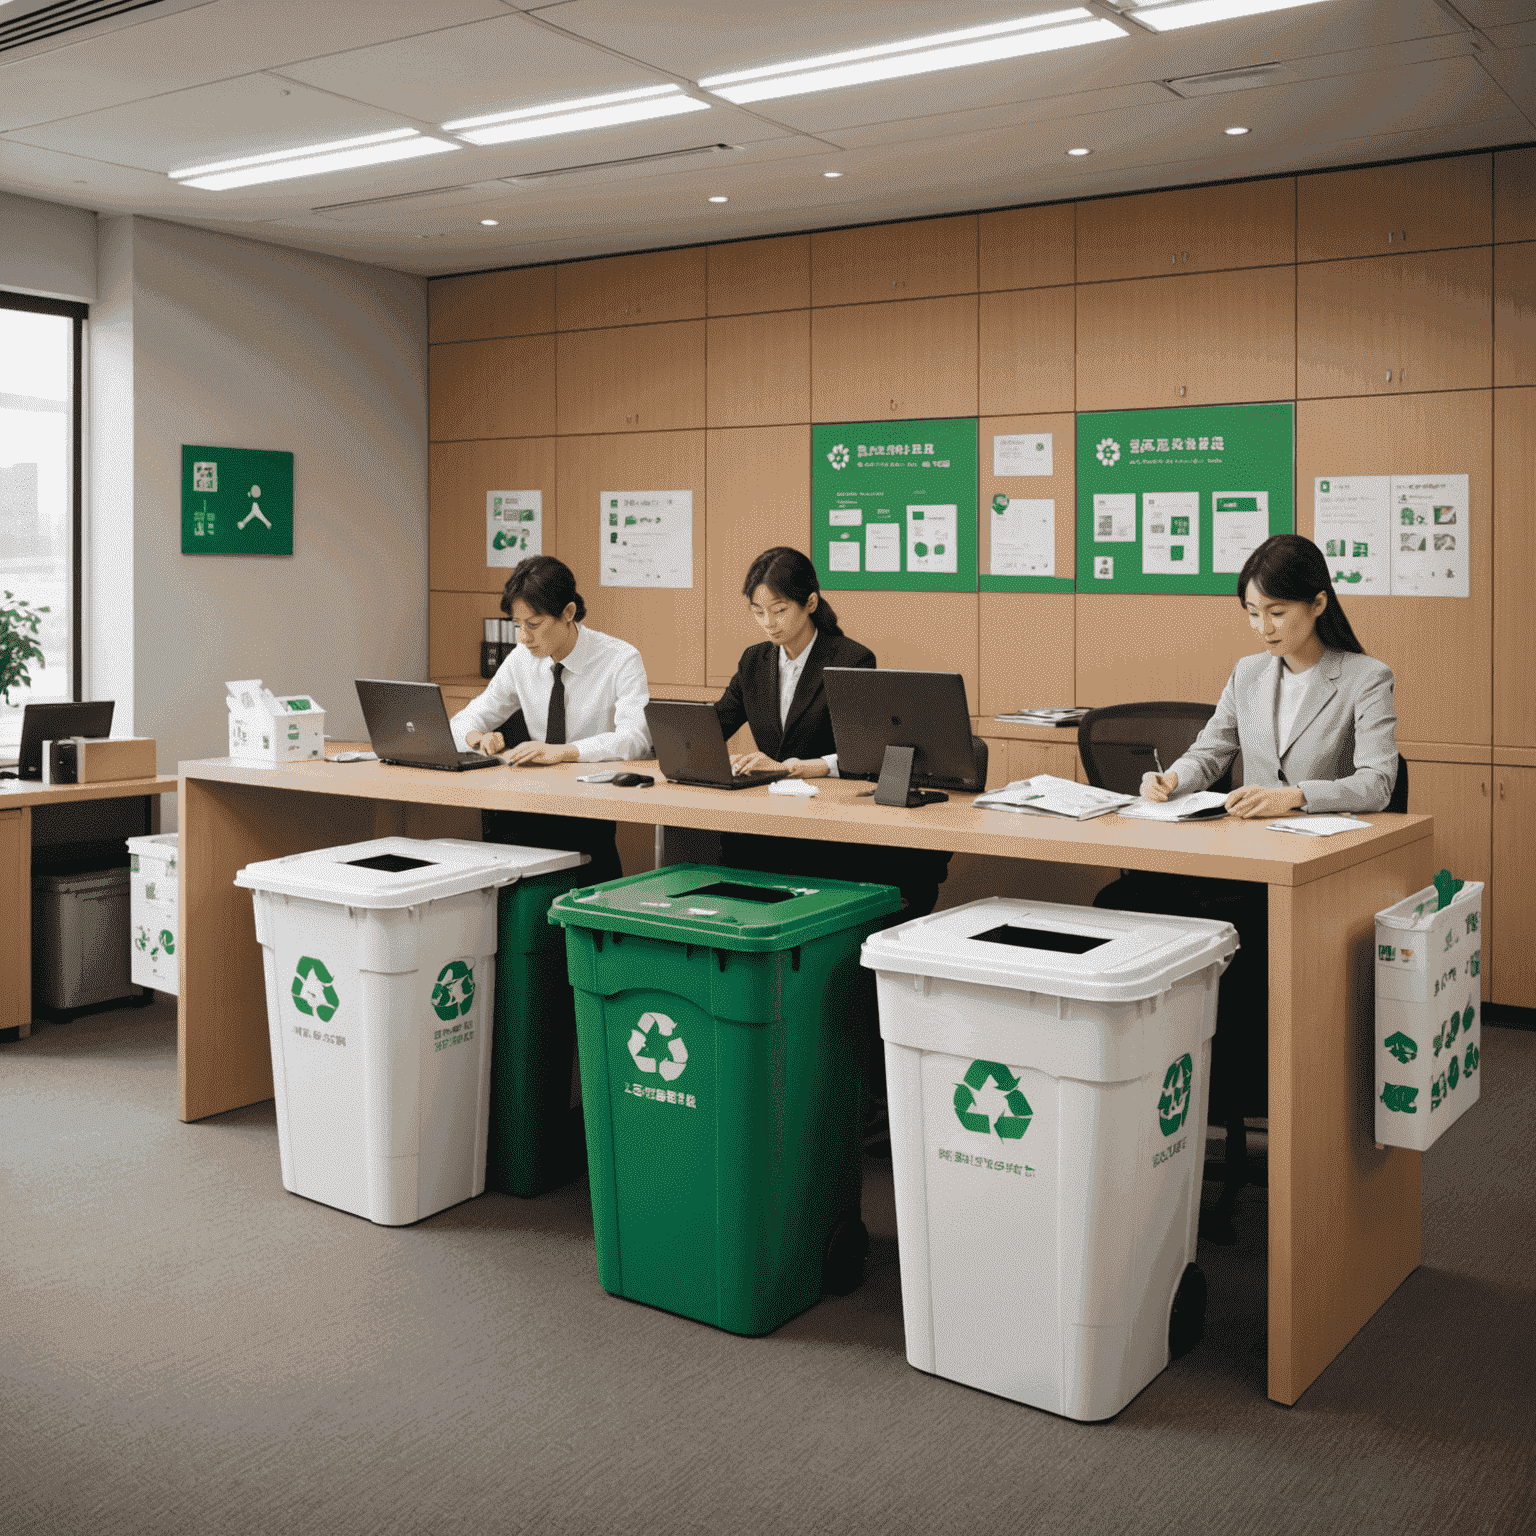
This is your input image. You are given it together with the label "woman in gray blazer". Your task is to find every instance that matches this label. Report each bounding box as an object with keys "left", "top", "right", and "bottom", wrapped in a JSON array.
[{"left": 1143, "top": 534, "right": 1399, "bottom": 815}]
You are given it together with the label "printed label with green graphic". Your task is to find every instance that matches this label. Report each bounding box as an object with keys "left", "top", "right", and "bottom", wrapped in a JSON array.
[
  {"left": 291, "top": 956, "right": 339, "bottom": 1023},
  {"left": 182, "top": 444, "right": 294, "bottom": 556},
  {"left": 431, "top": 960, "right": 476, "bottom": 1022},
  {"left": 1158, "top": 1054, "right": 1194, "bottom": 1137},
  {"left": 812, "top": 419, "right": 978, "bottom": 592},
  {"left": 953, "top": 1059, "right": 1033, "bottom": 1140},
  {"left": 1076, "top": 404, "right": 1294, "bottom": 593}
]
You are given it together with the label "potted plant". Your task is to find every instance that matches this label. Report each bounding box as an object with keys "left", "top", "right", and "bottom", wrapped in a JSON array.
[{"left": 0, "top": 590, "right": 49, "bottom": 705}]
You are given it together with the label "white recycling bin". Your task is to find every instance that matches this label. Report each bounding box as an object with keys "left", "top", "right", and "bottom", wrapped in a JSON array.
[
  {"left": 1374, "top": 879, "right": 1484, "bottom": 1151},
  {"left": 862, "top": 897, "right": 1237, "bottom": 1422},
  {"left": 235, "top": 836, "right": 581, "bottom": 1226},
  {"left": 127, "top": 833, "right": 180, "bottom": 994}
]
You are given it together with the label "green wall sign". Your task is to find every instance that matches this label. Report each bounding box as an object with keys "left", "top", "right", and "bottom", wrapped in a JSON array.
[
  {"left": 811, "top": 419, "right": 977, "bottom": 592},
  {"left": 181, "top": 445, "right": 294, "bottom": 556},
  {"left": 1075, "top": 404, "right": 1293, "bottom": 594}
]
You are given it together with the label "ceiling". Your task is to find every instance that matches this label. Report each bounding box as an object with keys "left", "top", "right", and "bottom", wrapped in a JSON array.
[{"left": 0, "top": 0, "right": 1531, "bottom": 278}]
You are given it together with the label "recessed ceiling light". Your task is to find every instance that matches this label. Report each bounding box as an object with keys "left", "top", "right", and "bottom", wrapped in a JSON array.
[
  {"left": 169, "top": 129, "right": 457, "bottom": 190},
  {"left": 823, "top": 170, "right": 844, "bottom": 178},
  {"left": 1067, "top": 146, "right": 1092, "bottom": 156},
  {"left": 480, "top": 218, "right": 499, "bottom": 225},
  {"left": 1129, "top": 0, "right": 1334, "bottom": 32},
  {"left": 1224, "top": 125, "right": 1250, "bottom": 135},
  {"left": 699, "top": 11, "right": 1125, "bottom": 105},
  {"left": 708, "top": 195, "right": 729, "bottom": 203},
  {"left": 443, "top": 85, "right": 709, "bottom": 146}
]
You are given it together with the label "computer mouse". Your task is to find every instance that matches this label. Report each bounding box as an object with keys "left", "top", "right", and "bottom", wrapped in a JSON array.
[{"left": 611, "top": 772, "right": 654, "bottom": 788}]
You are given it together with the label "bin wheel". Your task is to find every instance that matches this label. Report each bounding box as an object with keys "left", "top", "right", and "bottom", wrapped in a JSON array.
[
  {"left": 1169, "top": 1262, "right": 1207, "bottom": 1360},
  {"left": 822, "top": 1215, "right": 870, "bottom": 1297}
]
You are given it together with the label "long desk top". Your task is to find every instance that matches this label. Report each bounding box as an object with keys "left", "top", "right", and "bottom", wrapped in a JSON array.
[
  {"left": 181, "top": 755, "right": 1430, "bottom": 888},
  {"left": 0, "top": 773, "right": 178, "bottom": 809}
]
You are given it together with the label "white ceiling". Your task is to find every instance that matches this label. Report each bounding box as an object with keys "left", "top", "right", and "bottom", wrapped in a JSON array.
[{"left": 0, "top": 0, "right": 1531, "bottom": 277}]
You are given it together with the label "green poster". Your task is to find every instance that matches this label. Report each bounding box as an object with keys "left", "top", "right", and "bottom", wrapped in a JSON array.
[
  {"left": 181, "top": 445, "right": 294, "bottom": 556},
  {"left": 811, "top": 419, "right": 977, "bottom": 592},
  {"left": 1075, "top": 403, "right": 1293, "bottom": 594}
]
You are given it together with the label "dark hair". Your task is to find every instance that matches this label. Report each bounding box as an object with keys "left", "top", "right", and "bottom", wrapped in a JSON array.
[
  {"left": 742, "top": 547, "right": 843, "bottom": 635},
  {"left": 501, "top": 555, "right": 586, "bottom": 623},
  {"left": 1237, "top": 534, "right": 1364, "bottom": 655}
]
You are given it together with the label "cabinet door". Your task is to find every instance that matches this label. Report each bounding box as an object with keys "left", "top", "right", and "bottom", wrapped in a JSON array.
[
  {"left": 1007, "top": 738, "right": 1078, "bottom": 784},
  {"left": 0, "top": 808, "right": 27, "bottom": 1032},
  {"left": 1076, "top": 178, "right": 1294, "bottom": 283},
  {"left": 430, "top": 591, "right": 500, "bottom": 681},
  {"left": 811, "top": 216, "right": 977, "bottom": 306},
  {"left": 977, "top": 288, "right": 1074, "bottom": 416},
  {"left": 1076, "top": 267, "right": 1294, "bottom": 412},
  {"left": 1495, "top": 146, "right": 1536, "bottom": 244},
  {"left": 557, "top": 247, "right": 707, "bottom": 330},
  {"left": 1298, "top": 156, "right": 1492, "bottom": 260},
  {"left": 1494, "top": 242, "right": 1535, "bottom": 388},
  {"left": 811, "top": 295, "right": 978, "bottom": 422},
  {"left": 1491, "top": 767, "right": 1536, "bottom": 1007},
  {"left": 1297, "top": 248, "right": 1492, "bottom": 399},
  {"left": 429, "top": 266, "right": 555, "bottom": 344},
  {"left": 1076, "top": 595, "right": 1253, "bottom": 711},
  {"left": 706, "top": 310, "right": 810, "bottom": 427},
  {"left": 829, "top": 591, "right": 979, "bottom": 706},
  {"left": 1493, "top": 388, "right": 1536, "bottom": 748},
  {"left": 556, "top": 321, "right": 706, "bottom": 435},
  {"left": 1407, "top": 759, "right": 1492, "bottom": 1002},
  {"left": 978, "top": 203, "right": 1075, "bottom": 292},
  {"left": 429, "top": 334, "right": 556, "bottom": 441},
  {"left": 430, "top": 438, "right": 557, "bottom": 595},
  {"left": 707, "top": 234, "right": 810, "bottom": 315},
  {"left": 979, "top": 593, "right": 1075, "bottom": 718}
]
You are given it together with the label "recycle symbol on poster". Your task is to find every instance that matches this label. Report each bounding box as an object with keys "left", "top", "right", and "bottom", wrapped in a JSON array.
[
  {"left": 952, "top": 1059, "right": 1033, "bottom": 1140},
  {"left": 431, "top": 960, "right": 476, "bottom": 1021},
  {"left": 630, "top": 1011, "right": 688, "bottom": 1081},
  {"left": 292, "top": 956, "right": 339, "bottom": 1023}
]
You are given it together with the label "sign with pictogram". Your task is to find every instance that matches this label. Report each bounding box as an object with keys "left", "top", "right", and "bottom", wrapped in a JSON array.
[
  {"left": 182, "top": 444, "right": 293, "bottom": 555},
  {"left": 291, "top": 956, "right": 339, "bottom": 1023},
  {"left": 952, "top": 1059, "right": 1033, "bottom": 1140},
  {"left": 629, "top": 1011, "right": 688, "bottom": 1082},
  {"left": 1158, "top": 1054, "right": 1194, "bottom": 1137},
  {"left": 431, "top": 960, "right": 476, "bottom": 1022}
]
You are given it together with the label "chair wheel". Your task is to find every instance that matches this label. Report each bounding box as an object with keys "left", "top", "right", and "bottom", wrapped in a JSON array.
[
  {"left": 822, "top": 1215, "right": 870, "bottom": 1296},
  {"left": 1169, "top": 1262, "right": 1207, "bottom": 1359}
]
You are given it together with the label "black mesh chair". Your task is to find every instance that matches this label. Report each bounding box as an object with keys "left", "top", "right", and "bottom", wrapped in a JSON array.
[{"left": 1077, "top": 702, "right": 1234, "bottom": 798}]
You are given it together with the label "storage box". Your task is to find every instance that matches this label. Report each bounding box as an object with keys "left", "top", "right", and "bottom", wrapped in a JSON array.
[
  {"left": 226, "top": 679, "right": 324, "bottom": 766},
  {"left": 128, "top": 833, "right": 179, "bottom": 994},
  {"left": 32, "top": 867, "right": 135, "bottom": 1010},
  {"left": 42, "top": 736, "right": 158, "bottom": 785}
]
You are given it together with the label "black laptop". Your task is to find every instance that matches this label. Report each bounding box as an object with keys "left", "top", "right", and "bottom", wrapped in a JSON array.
[
  {"left": 645, "top": 700, "right": 788, "bottom": 790},
  {"left": 355, "top": 680, "right": 501, "bottom": 772},
  {"left": 10, "top": 700, "right": 115, "bottom": 781}
]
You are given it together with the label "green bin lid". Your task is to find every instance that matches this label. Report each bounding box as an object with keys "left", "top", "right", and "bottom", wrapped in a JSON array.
[{"left": 548, "top": 862, "right": 900, "bottom": 952}]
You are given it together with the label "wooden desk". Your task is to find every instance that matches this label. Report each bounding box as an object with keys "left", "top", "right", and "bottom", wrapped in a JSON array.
[
  {"left": 179, "top": 753, "right": 1433, "bottom": 1407},
  {"left": 0, "top": 775, "right": 179, "bottom": 1038}
]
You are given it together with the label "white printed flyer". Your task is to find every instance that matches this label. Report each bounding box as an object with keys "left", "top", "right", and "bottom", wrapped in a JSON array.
[
  {"left": 486, "top": 490, "right": 541, "bottom": 567},
  {"left": 600, "top": 491, "right": 693, "bottom": 587}
]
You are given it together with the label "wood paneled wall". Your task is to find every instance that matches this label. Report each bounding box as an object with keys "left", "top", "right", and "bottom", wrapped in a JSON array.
[{"left": 427, "top": 145, "right": 1535, "bottom": 1005}]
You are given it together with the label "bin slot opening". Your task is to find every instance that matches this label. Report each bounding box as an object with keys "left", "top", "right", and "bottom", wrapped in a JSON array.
[
  {"left": 674, "top": 881, "right": 796, "bottom": 905},
  {"left": 345, "top": 853, "right": 437, "bottom": 873},
  {"left": 970, "top": 923, "right": 1110, "bottom": 955}
]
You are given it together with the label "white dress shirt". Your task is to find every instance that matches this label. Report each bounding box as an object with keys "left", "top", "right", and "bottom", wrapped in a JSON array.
[
  {"left": 778, "top": 633, "right": 839, "bottom": 777},
  {"left": 449, "top": 624, "right": 651, "bottom": 762},
  {"left": 1276, "top": 660, "right": 1309, "bottom": 754}
]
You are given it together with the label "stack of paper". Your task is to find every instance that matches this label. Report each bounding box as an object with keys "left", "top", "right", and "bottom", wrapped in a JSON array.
[
  {"left": 1267, "top": 815, "right": 1373, "bottom": 837},
  {"left": 973, "top": 775, "right": 1133, "bottom": 820},
  {"left": 1119, "top": 791, "right": 1230, "bottom": 822},
  {"left": 994, "top": 706, "right": 1090, "bottom": 727}
]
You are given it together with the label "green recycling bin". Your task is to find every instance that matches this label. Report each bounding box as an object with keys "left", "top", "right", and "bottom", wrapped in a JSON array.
[{"left": 549, "top": 863, "right": 901, "bottom": 1335}]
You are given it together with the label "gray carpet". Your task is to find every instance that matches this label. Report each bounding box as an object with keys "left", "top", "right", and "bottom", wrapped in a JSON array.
[{"left": 3, "top": 1003, "right": 1533, "bottom": 1536}]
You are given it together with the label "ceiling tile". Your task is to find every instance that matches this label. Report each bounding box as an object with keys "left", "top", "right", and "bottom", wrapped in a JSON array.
[
  {"left": 1455, "top": 1, "right": 1536, "bottom": 25},
  {"left": 1479, "top": 44, "right": 1536, "bottom": 123}
]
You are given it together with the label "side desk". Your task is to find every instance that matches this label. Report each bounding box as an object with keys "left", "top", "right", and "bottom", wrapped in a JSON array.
[
  {"left": 179, "top": 753, "right": 1433, "bottom": 1408},
  {"left": 0, "top": 774, "right": 178, "bottom": 1038}
]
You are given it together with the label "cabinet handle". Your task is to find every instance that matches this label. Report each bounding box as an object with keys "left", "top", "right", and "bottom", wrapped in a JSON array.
[
  {"left": 1386, "top": 370, "right": 1394, "bottom": 383},
  {"left": 1499, "top": 780, "right": 1505, "bottom": 800},
  {"left": 1178, "top": 385, "right": 1186, "bottom": 397}
]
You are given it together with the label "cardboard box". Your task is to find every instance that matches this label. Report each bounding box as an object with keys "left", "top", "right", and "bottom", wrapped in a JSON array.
[
  {"left": 226, "top": 679, "right": 324, "bottom": 766},
  {"left": 40, "top": 736, "right": 156, "bottom": 784}
]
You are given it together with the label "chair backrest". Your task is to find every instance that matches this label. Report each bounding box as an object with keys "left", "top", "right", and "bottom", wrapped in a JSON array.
[
  {"left": 1076, "top": 702, "right": 1233, "bottom": 797},
  {"left": 1389, "top": 753, "right": 1409, "bottom": 814}
]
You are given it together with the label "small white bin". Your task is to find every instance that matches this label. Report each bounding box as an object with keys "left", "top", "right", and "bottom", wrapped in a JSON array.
[
  {"left": 1375, "top": 879, "right": 1484, "bottom": 1151},
  {"left": 862, "top": 897, "right": 1237, "bottom": 1422},
  {"left": 234, "top": 836, "right": 577, "bottom": 1226},
  {"left": 127, "top": 833, "right": 179, "bottom": 995}
]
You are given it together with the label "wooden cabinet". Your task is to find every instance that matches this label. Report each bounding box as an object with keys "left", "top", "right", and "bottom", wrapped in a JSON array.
[
  {"left": 1298, "top": 155, "right": 1492, "bottom": 261},
  {"left": 556, "top": 431, "right": 706, "bottom": 688},
  {"left": 429, "top": 590, "right": 501, "bottom": 681},
  {"left": 428, "top": 334, "right": 556, "bottom": 442},
  {"left": 1296, "top": 390, "right": 1493, "bottom": 747},
  {"left": 707, "top": 234, "right": 810, "bottom": 315},
  {"left": 1490, "top": 764, "right": 1536, "bottom": 1007},
  {"left": 556, "top": 247, "right": 707, "bottom": 330},
  {"left": 556, "top": 321, "right": 705, "bottom": 435},
  {"left": 1297, "top": 248, "right": 1492, "bottom": 399},
  {"left": 811, "top": 295, "right": 978, "bottom": 422},
  {"left": 810, "top": 216, "right": 977, "bottom": 307},
  {"left": 828, "top": 591, "right": 979, "bottom": 705},
  {"left": 1076, "top": 595, "right": 1254, "bottom": 710},
  {"left": 704, "top": 425, "right": 811, "bottom": 686},
  {"left": 978, "top": 203, "right": 1075, "bottom": 292},
  {"left": 1493, "top": 146, "right": 1535, "bottom": 244},
  {"left": 1076, "top": 267, "right": 1294, "bottom": 412},
  {"left": 1493, "top": 388, "right": 1535, "bottom": 748},
  {"left": 706, "top": 310, "right": 810, "bottom": 428},
  {"left": 1406, "top": 759, "right": 1492, "bottom": 1001},
  {"left": 977, "top": 411, "right": 1075, "bottom": 588},
  {"left": 429, "top": 438, "right": 557, "bottom": 595},
  {"left": 0, "top": 808, "right": 27, "bottom": 1033},
  {"left": 978, "top": 593, "right": 1075, "bottom": 718},
  {"left": 1076, "top": 178, "right": 1294, "bottom": 283},
  {"left": 428, "top": 265, "right": 555, "bottom": 343},
  {"left": 1494, "top": 242, "right": 1534, "bottom": 388},
  {"left": 977, "top": 288, "right": 1074, "bottom": 417}
]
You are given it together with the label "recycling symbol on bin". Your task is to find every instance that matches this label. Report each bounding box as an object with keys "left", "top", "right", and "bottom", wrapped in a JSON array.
[
  {"left": 291, "top": 956, "right": 340, "bottom": 1023},
  {"left": 1158, "top": 1054, "right": 1194, "bottom": 1138},
  {"left": 953, "top": 1060, "right": 1032, "bottom": 1140},
  {"left": 431, "top": 960, "right": 476, "bottom": 1021},
  {"left": 629, "top": 1011, "right": 688, "bottom": 1082}
]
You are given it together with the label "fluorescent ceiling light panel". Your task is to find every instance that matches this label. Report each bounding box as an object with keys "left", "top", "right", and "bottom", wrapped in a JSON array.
[
  {"left": 443, "top": 85, "right": 678, "bottom": 133},
  {"left": 1132, "top": 0, "right": 1335, "bottom": 31},
  {"left": 699, "top": 14, "right": 1125, "bottom": 104},
  {"left": 170, "top": 128, "right": 420, "bottom": 181},
  {"left": 175, "top": 135, "right": 457, "bottom": 191},
  {"left": 445, "top": 85, "right": 710, "bottom": 147}
]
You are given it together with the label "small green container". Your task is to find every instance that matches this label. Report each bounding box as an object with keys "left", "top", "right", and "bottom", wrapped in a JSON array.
[{"left": 549, "top": 863, "right": 901, "bottom": 1335}]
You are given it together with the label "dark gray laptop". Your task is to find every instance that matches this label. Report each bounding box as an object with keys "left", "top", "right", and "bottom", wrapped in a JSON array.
[
  {"left": 645, "top": 700, "right": 788, "bottom": 790},
  {"left": 355, "top": 680, "right": 500, "bottom": 772}
]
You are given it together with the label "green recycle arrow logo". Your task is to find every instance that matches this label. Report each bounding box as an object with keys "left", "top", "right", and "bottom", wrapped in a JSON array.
[
  {"left": 952, "top": 1060, "right": 1032, "bottom": 1140},
  {"left": 160, "top": 929, "right": 175, "bottom": 956},
  {"left": 1384, "top": 1031, "right": 1417, "bottom": 1065},
  {"left": 1158, "top": 1054, "right": 1194, "bottom": 1137},
  {"left": 1465, "top": 1041, "right": 1479, "bottom": 1076},
  {"left": 1448, "top": 1054, "right": 1460, "bottom": 1091},
  {"left": 431, "top": 960, "right": 476, "bottom": 1022},
  {"left": 292, "top": 956, "right": 339, "bottom": 1023},
  {"left": 1381, "top": 1082, "right": 1419, "bottom": 1114},
  {"left": 629, "top": 1011, "right": 688, "bottom": 1082}
]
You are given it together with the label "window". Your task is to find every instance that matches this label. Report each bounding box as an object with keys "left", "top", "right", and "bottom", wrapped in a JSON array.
[{"left": 0, "top": 292, "right": 85, "bottom": 760}]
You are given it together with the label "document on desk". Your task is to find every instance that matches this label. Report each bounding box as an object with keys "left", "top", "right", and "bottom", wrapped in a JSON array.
[
  {"left": 973, "top": 775, "right": 1133, "bottom": 820},
  {"left": 1119, "top": 791, "right": 1229, "bottom": 822},
  {"left": 1267, "top": 815, "right": 1373, "bottom": 837}
]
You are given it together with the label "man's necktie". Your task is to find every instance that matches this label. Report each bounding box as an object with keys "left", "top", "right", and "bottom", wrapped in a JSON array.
[{"left": 546, "top": 661, "right": 566, "bottom": 746}]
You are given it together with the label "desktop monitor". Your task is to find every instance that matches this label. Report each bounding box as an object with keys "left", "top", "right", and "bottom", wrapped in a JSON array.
[
  {"left": 16, "top": 700, "right": 115, "bottom": 781},
  {"left": 823, "top": 669, "right": 981, "bottom": 791}
]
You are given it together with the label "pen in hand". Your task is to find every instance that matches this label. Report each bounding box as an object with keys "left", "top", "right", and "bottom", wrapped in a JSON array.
[{"left": 1153, "top": 748, "right": 1164, "bottom": 775}]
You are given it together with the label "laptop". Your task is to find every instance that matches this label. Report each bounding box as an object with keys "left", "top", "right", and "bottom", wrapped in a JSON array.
[
  {"left": 354, "top": 680, "right": 501, "bottom": 772},
  {"left": 824, "top": 668, "right": 983, "bottom": 791},
  {"left": 645, "top": 700, "right": 789, "bottom": 790},
  {"left": 9, "top": 700, "right": 116, "bottom": 781}
]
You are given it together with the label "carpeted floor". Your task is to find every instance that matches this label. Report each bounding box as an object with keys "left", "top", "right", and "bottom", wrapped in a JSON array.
[{"left": 3, "top": 1003, "right": 1533, "bottom": 1536}]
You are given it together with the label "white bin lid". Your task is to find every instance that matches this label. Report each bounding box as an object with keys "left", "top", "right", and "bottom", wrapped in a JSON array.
[
  {"left": 126, "top": 833, "right": 179, "bottom": 854},
  {"left": 233, "top": 836, "right": 579, "bottom": 909},
  {"left": 1376, "top": 880, "right": 1484, "bottom": 931},
  {"left": 861, "top": 896, "right": 1237, "bottom": 1004}
]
